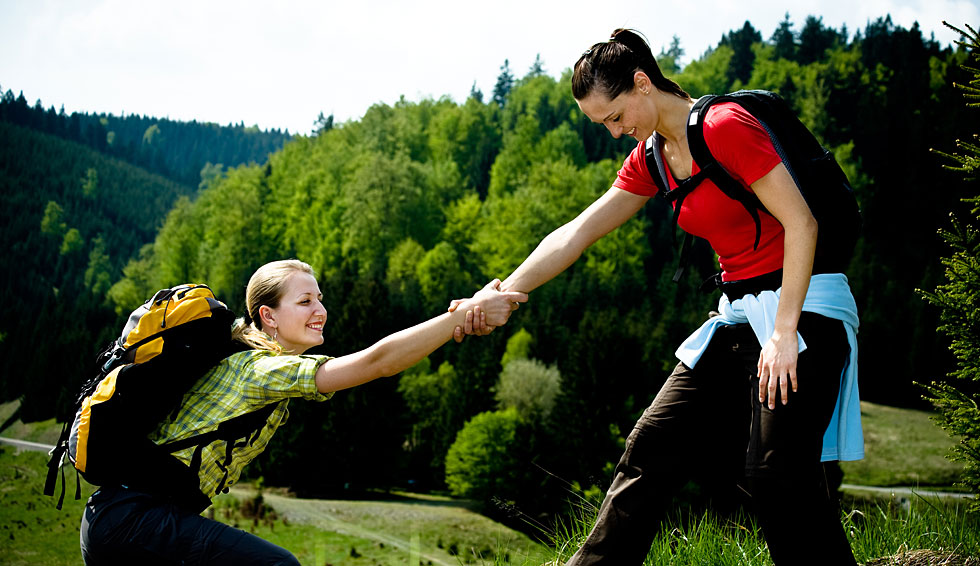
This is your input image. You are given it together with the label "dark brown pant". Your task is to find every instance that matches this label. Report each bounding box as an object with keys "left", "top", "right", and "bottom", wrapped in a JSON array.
[{"left": 566, "top": 312, "right": 857, "bottom": 566}]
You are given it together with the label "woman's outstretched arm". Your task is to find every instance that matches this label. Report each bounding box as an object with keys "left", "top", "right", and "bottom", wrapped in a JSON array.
[
  {"left": 315, "top": 280, "right": 527, "bottom": 393},
  {"left": 501, "top": 187, "right": 650, "bottom": 293}
]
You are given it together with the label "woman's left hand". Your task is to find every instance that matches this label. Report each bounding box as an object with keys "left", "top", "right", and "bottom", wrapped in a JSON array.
[{"left": 758, "top": 330, "right": 799, "bottom": 409}]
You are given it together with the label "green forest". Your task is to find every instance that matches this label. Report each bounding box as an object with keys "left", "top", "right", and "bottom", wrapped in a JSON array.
[{"left": 1, "top": 15, "right": 978, "bottom": 523}]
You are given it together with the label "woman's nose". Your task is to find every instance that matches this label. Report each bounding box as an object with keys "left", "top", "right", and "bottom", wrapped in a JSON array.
[{"left": 606, "top": 123, "right": 622, "bottom": 138}]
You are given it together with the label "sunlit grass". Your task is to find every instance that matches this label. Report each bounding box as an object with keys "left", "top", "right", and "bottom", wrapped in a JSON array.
[{"left": 533, "top": 490, "right": 980, "bottom": 566}]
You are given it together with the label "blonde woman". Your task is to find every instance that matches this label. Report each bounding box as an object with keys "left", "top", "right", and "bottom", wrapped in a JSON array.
[{"left": 80, "top": 259, "right": 526, "bottom": 565}]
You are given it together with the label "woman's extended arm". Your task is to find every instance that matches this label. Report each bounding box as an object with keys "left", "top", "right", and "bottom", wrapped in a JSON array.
[
  {"left": 751, "top": 162, "right": 818, "bottom": 408},
  {"left": 501, "top": 187, "right": 650, "bottom": 293},
  {"left": 314, "top": 281, "right": 527, "bottom": 393}
]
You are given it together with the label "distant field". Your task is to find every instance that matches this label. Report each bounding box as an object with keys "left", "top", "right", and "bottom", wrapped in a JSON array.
[
  {"left": 219, "top": 486, "right": 549, "bottom": 565},
  {"left": 839, "top": 401, "right": 965, "bottom": 488}
]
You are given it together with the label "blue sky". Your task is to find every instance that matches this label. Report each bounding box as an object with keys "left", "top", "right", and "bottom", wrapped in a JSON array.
[{"left": 1, "top": 0, "right": 977, "bottom": 135}]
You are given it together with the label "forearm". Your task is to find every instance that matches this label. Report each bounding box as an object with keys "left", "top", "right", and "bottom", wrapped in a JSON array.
[
  {"left": 501, "top": 224, "right": 582, "bottom": 293},
  {"left": 315, "top": 307, "right": 475, "bottom": 393},
  {"left": 501, "top": 187, "right": 649, "bottom": 294},
  {"left": 361, "top": 310, "right": 472, "bottom": 377},
  {"left": 774, "top": 218, "right": 817, "bottom": 334}
]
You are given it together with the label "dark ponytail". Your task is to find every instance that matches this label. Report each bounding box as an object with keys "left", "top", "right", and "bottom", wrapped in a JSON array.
[{"left": 572, "top": 28, "right": 689, "bottom": 101}]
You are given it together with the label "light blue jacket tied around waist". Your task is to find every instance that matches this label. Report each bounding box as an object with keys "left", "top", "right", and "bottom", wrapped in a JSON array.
[{"left": 675, "top": 273, "right": 864, "bottom": 462}]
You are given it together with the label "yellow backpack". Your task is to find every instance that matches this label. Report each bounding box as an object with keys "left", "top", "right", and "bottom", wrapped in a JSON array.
[{"left": 44, "top": 284, "right": 267, "bottom": 511}]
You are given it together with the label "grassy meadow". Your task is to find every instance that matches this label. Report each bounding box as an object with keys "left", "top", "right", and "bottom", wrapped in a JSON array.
[
  {"left": 0, "top": 399, "right": 977, "bottom": 565},
  {"left": 840, "top": 401, "right": 967, "bottom": 488}
]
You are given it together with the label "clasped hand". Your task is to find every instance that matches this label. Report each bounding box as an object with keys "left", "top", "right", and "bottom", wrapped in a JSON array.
[{"left": 449, "top": 279, "right": 526, "bottom": 343}]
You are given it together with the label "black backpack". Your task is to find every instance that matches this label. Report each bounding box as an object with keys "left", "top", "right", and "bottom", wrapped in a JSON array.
[
  {"left": 44, "top": 284, "right": 274, "bottom": 512},
  {"left": 645, "top": 89, "right": 862, "bottom": 282}
]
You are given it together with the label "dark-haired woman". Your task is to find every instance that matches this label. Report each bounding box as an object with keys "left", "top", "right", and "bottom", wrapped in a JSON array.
[
  {"left": 80, "top": 259, "right": 527, "bottom": 565},
  {"left": 457, "top": 29, "right": 861, "bottom": 565}
]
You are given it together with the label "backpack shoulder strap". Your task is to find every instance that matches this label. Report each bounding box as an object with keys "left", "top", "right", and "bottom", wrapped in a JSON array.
[
  {"left": 644, "top": 114, "right": 715, "bottom": 283},
  {"left": 687, "top": 93, "right": 768, "bottom": 250},
  {"left": 161, "top": 402, "right": 280, "bottom": 496},
  {"left": 643, "top": 133, "right": 669, "bottom": 195}
]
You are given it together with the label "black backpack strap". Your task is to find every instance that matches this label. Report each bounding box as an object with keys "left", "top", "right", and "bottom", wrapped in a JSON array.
[
  {"left": 644, "top": 128, "right": 715, "bottom": 282},
  {"left": 45, "top": 421, "right": 82, "bottom": 509},
  {"left": 644, "top": 133, "right": 669, "bottom": 195},
  {"left": 687, "top": 95, "right": 769, "bottom": 251},
  {"left": 161, "top": 402, "right": 279, "bottom": 495},
  {"left": 645, "top": 132, "right": 715, "bottom": 223}
]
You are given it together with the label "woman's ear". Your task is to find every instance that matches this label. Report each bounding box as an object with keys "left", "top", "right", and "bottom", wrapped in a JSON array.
[
  {"left": 634, "top": 71, "right": 651, "bottom": 94},
  {"left": 258, "top": 305, "right": 276, "bottom": 330}
]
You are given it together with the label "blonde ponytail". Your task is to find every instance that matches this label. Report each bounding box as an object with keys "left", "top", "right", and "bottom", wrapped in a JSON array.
[{"left": 231, "top": 318, "right": 283, "bottom": 353}]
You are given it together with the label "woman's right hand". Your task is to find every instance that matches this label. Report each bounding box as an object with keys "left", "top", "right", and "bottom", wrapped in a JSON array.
[{"left": 450, "top": 280, "right": 526, "bottom": 342}]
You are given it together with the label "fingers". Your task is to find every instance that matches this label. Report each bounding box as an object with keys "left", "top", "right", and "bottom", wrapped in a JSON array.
[
  {"left": 472, "top": 306, "right": 484, "bottom": 334},
  {"left": 758, "top": 365, "right": 797, "bottom": 409},
  {"left": 448, "top": 299, "right": 464, "bottom": 313},
  {"left": 773, "top": 373, "right": 784, "bottom": 409},
  {"left": 502, "top": 291, "right": 529, "bottom": 304},
  {"left": 455, "top": 308, "right": 493, "bottom": 338}
]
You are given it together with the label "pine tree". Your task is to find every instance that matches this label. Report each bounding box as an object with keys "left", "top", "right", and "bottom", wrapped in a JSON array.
[
  {"left": 313, "top": 112, "right": 334, "bottom": 136},
  {"left": 719, "top": 21, "right": 762, "bottom": 87},
  {"left": 798, "top": 15, "right": 843, "bottom": 65},
  {"left": 492, "top": 59, "right": 515, "bottom": 107},
  {"left": 920, "top": 22, "right": 980, "bottom": 512},
  {"left": 468, "top": 81, "right": 484, "bottom": 103},
  {"left": 771, "top": 13, "right": 797, "bottom": 61},
  {"left": 527, "top": 54, "right": 545, "bottom": 78},
  {"left": 657, "top": 35, "right": 684, "bottom": 74}
]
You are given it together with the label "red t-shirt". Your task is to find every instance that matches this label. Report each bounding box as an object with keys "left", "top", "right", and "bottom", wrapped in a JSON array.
[{"left": 613, "top": 102, "right": 784, "bottom": 281}]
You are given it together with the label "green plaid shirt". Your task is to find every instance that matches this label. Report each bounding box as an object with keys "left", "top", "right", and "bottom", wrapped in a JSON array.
[{"left": 149, "top": 349, "right": 332, "bottom": 499}]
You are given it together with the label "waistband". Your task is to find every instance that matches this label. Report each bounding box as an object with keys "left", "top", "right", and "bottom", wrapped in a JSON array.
[{"left": 699, "top": 269, "right": 785, "bottom": 299}]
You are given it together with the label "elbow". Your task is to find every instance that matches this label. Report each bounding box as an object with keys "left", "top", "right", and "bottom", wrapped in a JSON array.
[
  {"left": 553, "top": 221, "right": 591, "bottom": 256},
  {"left": 785, "top": 210, "right": 818, "bottom": 243},
  {"left": 805, "top": 212, "right": 819, "bottom": 243}
]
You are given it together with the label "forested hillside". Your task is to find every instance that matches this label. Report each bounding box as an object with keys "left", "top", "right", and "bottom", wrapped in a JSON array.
[
  {"left": 1, "top": 15, "right": 977, "bottom": 520},
  {"left": 0, "top": 88, "right": 293, "bottom": 186},
  {"left": 0, "top": 121, "right": 196, "bottom": 418}
]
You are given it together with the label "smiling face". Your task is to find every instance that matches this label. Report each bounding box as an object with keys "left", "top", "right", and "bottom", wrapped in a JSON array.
[
  {"left": 261, "top": 271, "right": 326, "bottom": 355},
  {"left": 576, "top": 71, "right": 656, "bottom": 142}
]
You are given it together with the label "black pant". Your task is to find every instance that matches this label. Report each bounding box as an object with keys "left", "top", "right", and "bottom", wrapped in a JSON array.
[
  {"left": 566, "top": 312, "right": 857, "bottom": 566},
  {"left": 80, "top": 486, "right": 299, "bottom": 566}
]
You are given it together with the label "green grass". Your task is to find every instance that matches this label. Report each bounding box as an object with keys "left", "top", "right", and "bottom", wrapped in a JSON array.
[
  {"left": 0, "top": 447, "right": 98, "bottom": 566},
  {"left": 540, "top": 492, "right": 980, "bottom": 565},
  {"left": 218, "top": 486, "right": 549, "bottom": 565},
  {"left": 840, "top": 401, "right": 965, "bottom": 487},
  {"left": 0, "top": 445, "right": 548, "bottom": 566}
]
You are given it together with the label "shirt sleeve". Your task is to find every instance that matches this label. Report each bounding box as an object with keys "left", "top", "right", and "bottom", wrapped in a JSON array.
[
  {"left": 241, "top": 352, "right": 334, "bottom": 403},
  {"left": 612, "top": 141, "right": 660, "bottom": 197},
  {"left": 701, "top": 103, "right": 782, "bottom": 188}
]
